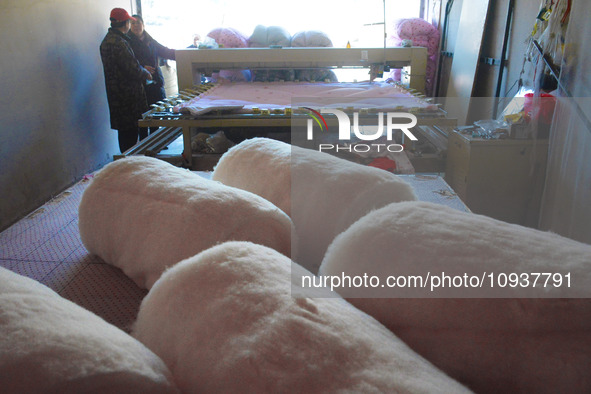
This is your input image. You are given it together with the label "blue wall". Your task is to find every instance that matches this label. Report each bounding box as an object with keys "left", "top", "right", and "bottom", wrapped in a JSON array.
[{"left": 0, "top": 1, "right": 128, "bottom": 230}]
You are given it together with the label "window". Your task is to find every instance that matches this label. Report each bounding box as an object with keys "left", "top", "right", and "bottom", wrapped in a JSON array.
[
  {"left": 138, "top": 0, "right": 424, "bottom": 87},
  {"left": 140, "top": 0, "right": 423, "bottom": 50}
]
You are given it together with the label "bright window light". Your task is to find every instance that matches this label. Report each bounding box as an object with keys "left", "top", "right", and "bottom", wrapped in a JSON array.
[
  {"left": 141, "top": 0, "right": 421, "bottom": 49},
  {"left": 140, "top": 0, "right": 422, "bottom": 85}
]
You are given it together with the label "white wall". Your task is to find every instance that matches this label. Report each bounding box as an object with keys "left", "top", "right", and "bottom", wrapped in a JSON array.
[
  {"left": 0, "top": 0, "right": 128, "bottom": 231},
  {"left": 539, "top": 0, "right": 591, "bottom": 244}
]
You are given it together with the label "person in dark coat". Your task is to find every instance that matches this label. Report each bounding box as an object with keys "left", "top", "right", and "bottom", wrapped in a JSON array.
[
  {"left": 128, "top": 15, "right": 176, "bottom": 106},
  {"left": 128, "top": 14, "right": 176, "bottom": 136},
  {"left": 100, "top": 8, "right": 153, "bottom": 153}
]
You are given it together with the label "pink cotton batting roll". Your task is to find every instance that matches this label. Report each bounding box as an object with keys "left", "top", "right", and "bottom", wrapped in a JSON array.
[
  {"left": 132, "top": 241, "right": 471, "bottom": 394},
  {"left": 79, "top": 156, "right": 293, "bottom": 289},
  {"left": 319, "top": 201, "right": 591, "bottom": 393},
  {"left": 212, "top": 137, "right": 417, "bottom": 274}
]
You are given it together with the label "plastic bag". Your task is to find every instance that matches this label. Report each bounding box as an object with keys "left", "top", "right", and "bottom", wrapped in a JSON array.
[{"left": 199, "top": 36, "right": 219, "bottom": 49}]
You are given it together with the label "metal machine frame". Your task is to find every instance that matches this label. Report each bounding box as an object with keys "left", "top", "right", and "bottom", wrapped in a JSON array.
[
  {"left": 175, "top": 47, "right": 428, "bottom": 92},
  {"left": 134, "top": 46, "right": 456, "bottom": 169}
]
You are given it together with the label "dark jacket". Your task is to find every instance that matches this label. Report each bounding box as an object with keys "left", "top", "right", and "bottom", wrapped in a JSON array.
[
  {"left": 100, "top": 28, "right": 151, "bottom": 130},
  {"left": 128, "top": 31, "right": 176, "bottom": 104}
]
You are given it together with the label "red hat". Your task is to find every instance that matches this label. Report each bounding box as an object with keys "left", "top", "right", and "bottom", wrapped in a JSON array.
[{"left": 110, "top": 8, "right": 136, "bottom": 22}]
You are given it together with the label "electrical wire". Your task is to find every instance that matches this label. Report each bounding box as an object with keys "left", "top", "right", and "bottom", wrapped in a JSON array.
[{"left": 435, "top": 0, "right": 454, "bottom": 97}]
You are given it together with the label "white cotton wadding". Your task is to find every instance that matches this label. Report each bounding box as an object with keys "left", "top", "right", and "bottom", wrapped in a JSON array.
[
  {"left": 212, "top": 137, "right": 417, "bottom": 273},
  {"left": 212, "top": 137, "right": 293, "bottom": 216},
  {"left": 132, "top": 241, "right": 470, "bottom": 393},
  {"left": 0, "top": 267, "right": 178, "bottom": 394},
  {"left": 319, "top": 201, "right": 591, "bottom": 393},
  {"left": 78, "top": 156, "right": 293, "bottom": 289}
]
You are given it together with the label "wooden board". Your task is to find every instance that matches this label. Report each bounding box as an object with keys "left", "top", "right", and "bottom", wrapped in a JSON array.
[{"left": 444, "top": 0, "right": 491, "bottom": 125}]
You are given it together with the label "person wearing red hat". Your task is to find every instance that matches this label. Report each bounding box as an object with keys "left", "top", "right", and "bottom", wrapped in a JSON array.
[{"left": 100, "top": 8, "right": 153, "bottom": 153}]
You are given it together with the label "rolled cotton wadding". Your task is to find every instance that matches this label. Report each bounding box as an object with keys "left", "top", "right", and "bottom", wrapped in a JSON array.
[
  {"left": 79, "top": 156, "right": 292, "bottom": 289},
  {"left": 0, "top": 267, "right": 177, "bottom": 394},
  {"left": 319, "top": 201, "right": 591, "bottom": 393},
  {"left": 132, "top": 241, "right": 470, "bottom": 393},
  {"left": 213, "top": 138, "right": 293, "bottom": 215},
  {"left": 212, "top": 137, "right": 416, "bottom": 273}
]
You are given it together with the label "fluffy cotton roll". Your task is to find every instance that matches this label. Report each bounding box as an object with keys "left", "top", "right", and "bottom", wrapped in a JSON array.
[
  {"left": 319, "top": 201, "right": 591, "bottom": 393},
  {"left": 212, "top": 138, "right": 292, "bottom": 216},
  {"left": 79, "top": 156, "right": 292, "bottom": 289},
  {"left": 212, "top": 138, "right": 416, "bottom": 273},
  {"left": 0, "top": 267, "right": 177, "bottom": 394},
  {"left": 132, "top": 241, "right": 469, "bottom": 394}
]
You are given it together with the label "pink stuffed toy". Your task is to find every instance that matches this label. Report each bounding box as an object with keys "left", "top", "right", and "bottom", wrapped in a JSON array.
[{"left": 387, "top": 18, "right": 439, "bottom": 96}]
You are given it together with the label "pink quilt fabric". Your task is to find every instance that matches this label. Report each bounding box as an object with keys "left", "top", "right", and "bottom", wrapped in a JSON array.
[
  {"left": 174, "top": 81, "right": 438, "bottom": 116},
  {"left": 206, "top": 27, "right": 251, "bottom": 82},
  {"left": 387, "top": 18, "right": 440, "bottom": 96}
]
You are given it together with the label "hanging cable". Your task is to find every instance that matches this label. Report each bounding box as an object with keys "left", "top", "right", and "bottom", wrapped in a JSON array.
[
  {"left": 435, "top": 0, "right": 454, "bottom": 97},
  {"left": 493, "top": 0, "right": 515, "bottom": 118},
  {"left": 383, "top": 0, "right": 387, "bottom": 70}
]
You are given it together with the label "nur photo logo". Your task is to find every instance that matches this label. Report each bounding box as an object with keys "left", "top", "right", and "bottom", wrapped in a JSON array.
[{"left": 302, "top": 107, "right": 418, "bottom": 153}]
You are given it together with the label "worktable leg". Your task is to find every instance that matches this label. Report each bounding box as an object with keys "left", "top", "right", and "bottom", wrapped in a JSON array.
[{"left": 182, "top": 126, "right": 192, "bottom": 168}]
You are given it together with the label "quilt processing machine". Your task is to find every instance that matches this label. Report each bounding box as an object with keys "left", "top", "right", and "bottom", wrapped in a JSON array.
[{"left": 125, "top": 47, "right": 454, "bottom": 170}]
